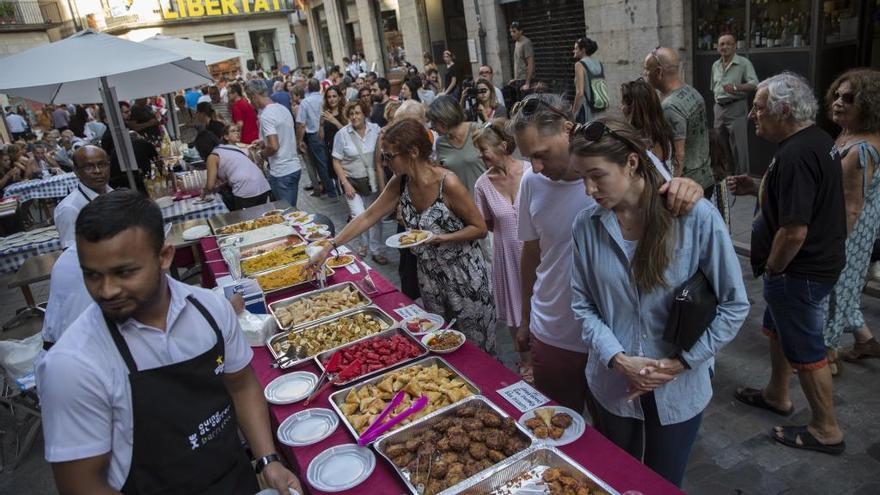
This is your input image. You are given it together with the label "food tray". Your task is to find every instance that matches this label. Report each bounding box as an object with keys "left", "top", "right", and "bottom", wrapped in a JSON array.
[
  {"left": 213, "top": 215, "right": 285, "bottom": 236},
  {"left": 374, "top": 395, "right": 534, "bottom": 495},
  {"left": 240, "top": 234, "right": 306, "bottom": 259},
  {"left": 266, "top": 306, "right": 396, "bottom": 369},
  {"left": 455, "top": 445, "right": 619, "bottom": 495},
  {"left": 268, "top": 282, "right": 372, "bottom": 331},
  {"left": 329, "top": 356, "right": 481, "bottom": 442},
  {"left": 217, "top": 223, "right": 298, "bottom": 250},
  {"left": 314, "top": 327, "right": 429, "bottom": 387},
  {"left": 255, "top": 258, "right": 335, "bottom": 295},
  {"left": 240, "top": 236, "right": 308, "bottom": 277}
]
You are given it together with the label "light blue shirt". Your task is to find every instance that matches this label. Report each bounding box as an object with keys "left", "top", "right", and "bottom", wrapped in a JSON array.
[
  {"left": 295, "top": 92, "right": 323, "bottom": 134},
  {"left": 571, "top": 199, "right": 749, "bottom": 425}
]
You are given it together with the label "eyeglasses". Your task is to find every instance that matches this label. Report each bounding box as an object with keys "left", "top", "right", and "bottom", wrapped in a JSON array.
[
  {"left": 570, "top": 120, "right": 641, "bottom": 153},
  {"left": 511, "top": 97, "right": 570, "bottom": 121},
  {"left": 833, "top": 91, "right": 855, "bottom": 105},
  {"left": 477, "top": 89, "right": 489, "bottom": 95},
  {"left": 77, "top": 162, "right": 110, "bottom": 173},
  {"left": 381, "top": 151, "right": 399, "bottom": 163}
]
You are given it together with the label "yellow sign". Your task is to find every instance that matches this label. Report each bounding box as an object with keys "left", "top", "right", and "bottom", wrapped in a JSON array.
[{"left": 162, "top": 0, "right": 283, "bottom": 19}]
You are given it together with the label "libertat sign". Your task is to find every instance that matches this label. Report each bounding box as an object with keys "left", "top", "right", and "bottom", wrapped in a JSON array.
[{"left": 162, "top": 0, "right": 286, "bottom": 19}]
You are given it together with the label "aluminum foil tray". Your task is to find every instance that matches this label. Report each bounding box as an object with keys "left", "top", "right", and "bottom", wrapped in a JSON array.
[
  {"left": 314, "top": 327, "right": 428, "bottom": 387},
  {"left": 268, "top": 282, "right": 372, "bottom": 331}
]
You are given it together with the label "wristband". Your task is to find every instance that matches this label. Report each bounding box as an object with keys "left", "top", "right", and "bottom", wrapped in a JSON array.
[
  {"left": 676, "top": 355, "right": 691, "bottom": 370},
  {"left": 254, "top": 453, "right": 281, "bottom": 474}
]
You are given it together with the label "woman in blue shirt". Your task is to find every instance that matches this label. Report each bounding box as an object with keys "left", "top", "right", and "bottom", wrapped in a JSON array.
[{"left": 569, "top": 119, "right": 749, "bottom": 487}]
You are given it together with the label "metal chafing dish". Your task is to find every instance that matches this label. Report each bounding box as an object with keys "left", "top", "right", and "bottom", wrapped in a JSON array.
[
  {"left": 266, "top": 306, "right": 395, "bottom": 369},
  {"left": 373, "top": 395, "right": 534, "bottom": 495},
  {"left": 314, "top": 327, "right": 429, "bottom": 387},
  {"left": 239, "top": 234, "right": 308, "bottom": 277},
  {"left": 207, "top": 200, "right": 291, "bottom": 232},
  {"left": 268, "top": 282, "right": 372, "bottom": 331},
  {"left": 253, "top": 258, "right": 334, "bottom": 295},
  {"left": 454, "top": 445, "right": 619, "bottom": 495},
  {"left": 328, "top": 356, "right": 481, "bottom": 442}
]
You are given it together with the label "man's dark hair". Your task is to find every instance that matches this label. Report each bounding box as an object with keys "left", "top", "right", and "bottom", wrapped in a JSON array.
[
  {"left": 375, "top": 78, "right": 391, "bottom": 95},
  {"left": 229, "top": 83, "right": 243, "bottom": 97},
  {"left": 76, "top": 189, "right": 165, "bottom": 254},
  {"left": 510, "top": 21, "right": 522, "bottom": 31},
  {"left": 201, "top": 87, "right": 209, "bottom": 95},
  {"left": 307, "top": 78, "right": 321, "bottom": 93},
  {"left": 576, "top": 37, "right": 599, "bottom": 56}
]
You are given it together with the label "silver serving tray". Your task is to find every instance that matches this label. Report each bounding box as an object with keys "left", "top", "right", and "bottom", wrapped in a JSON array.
[
  {"left": 266, "top": 306, "right": 396, "bottom": 369},
  {"left": 268, "top": 282, "right": 372, "bottom": 331},
  {"left": 240, "top": 235, "right": 308, "bottom": 277},
  {"left": 254, "top": 258, "right": 335, "bottom": 295},
  {"left": 374, "top": 395, "right": 534, "bottom": 495},
  {"left": 328, "top": 356, "right": 482, "bottom": 443},
  {"left": 314, "top": 327, "right": 429, "bottom": 387},
  {"left": 454, "top": 445, "right": 619, "bottom": 495},
  {"left": 211, "top": 214, "right": 286, "bottom": 236}
]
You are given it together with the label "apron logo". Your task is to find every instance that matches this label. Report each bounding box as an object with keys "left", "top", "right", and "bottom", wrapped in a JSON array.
[
  {"left": 214, "top": 354, "right": 225, "bottom": 375},
  {"left": 188, "top": 434, "right": 199, "bottom": 450}
]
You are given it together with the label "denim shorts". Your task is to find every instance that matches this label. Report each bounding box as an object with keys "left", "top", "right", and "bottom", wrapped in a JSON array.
[{"left": 762, "top": 273, "right": 833, "bottom": 369}]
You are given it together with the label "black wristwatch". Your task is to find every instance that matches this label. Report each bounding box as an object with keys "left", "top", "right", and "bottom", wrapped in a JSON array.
[
  {"left": 254, "top": 453, "right": 281, "bottom": 474},
  {"left": 676, "top": 354, "right": 691, "bottom": 370}
]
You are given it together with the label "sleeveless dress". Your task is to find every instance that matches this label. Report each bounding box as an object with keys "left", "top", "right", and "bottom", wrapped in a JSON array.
[
  {"left": 823, "top": 140, "right": 880, "bottom": 348},
  {"left": 400, "top": 172, "right": 497, "bottom": 353}
]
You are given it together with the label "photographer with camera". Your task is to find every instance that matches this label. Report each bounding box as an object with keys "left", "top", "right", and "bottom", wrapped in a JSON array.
[{"left": 461, "top": 78, "right": 507, "bottom": 124}]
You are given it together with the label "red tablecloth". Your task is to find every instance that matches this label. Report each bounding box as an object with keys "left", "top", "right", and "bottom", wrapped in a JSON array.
[{"left": 196, "top": 238, "right": 683, "bottom": 495}]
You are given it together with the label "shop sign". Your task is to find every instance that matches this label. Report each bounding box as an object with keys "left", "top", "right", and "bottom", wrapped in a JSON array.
[{"left": 162, "top": 0, "right": 285, "bottom": 19}]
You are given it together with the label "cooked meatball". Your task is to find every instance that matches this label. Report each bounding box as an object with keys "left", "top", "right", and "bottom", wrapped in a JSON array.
[
  {"left": 448, "top": 432, "right": 470, "bottom": 452},
  {"left": 456, "top": 406, "right": 476, "bottom": 417},
  {"left": 418, "top": 442, "right": 437, "bottom": 456},
  {"left": 436, "top": 437, "right": 451, "bottom": 452},
  {"left": 405, "top": 437, "right": 421, "bottom": 452},
  {"left": 468, "top": 429, "right": 485, "bottom": 442},
  {"left": 476, "top": 410, "right": 502, "bottom": 427},
  {"left": 434, "top": 417, "right": 454, "bottom": 431},
  {"left": 533, "top": 426, "right": 550, "bottom": 438},
  {"left": 446, "top": 425, "right": 465, "bottom": 437},
  {"left": 440, "top": 452, "right": 459, "bottom": 464},
  {"left": 468, "top": 442, "right": 488, "bottom": 460},
  {"left": 501, "top": 417, "right": 518, "bottom": 434},
  {"left": 445, "top": 462, "right": 466, "bottom": 483},
  {"left": 525, "top": 417, "right": 545, "bottom": 430},
  {"left": 543, "top": 468, "right": 562, "bottom": 482},
  {"left": 551, "top": 412, "right": 574, "bottom": 429},
  {"left": 430, "top": 460, "right": 448, "bottom": 479},
  {"left": 484, "top": 430, "right": 506, "bottom": 450},
  {"left": 503, "top": 436, "right": 528, "bottom": 456},
  {"left": 421, "top": 429, "right": 441, "bottom": 443},
  {"left": 391, "top": 451, "right": 414, "bottom": 468},
  {"left": 426, "top": 480, "right": 445, "bottom": 495},
  {"left": 464, "top": 460, "right": 483, "bottom": 477},
  {"left": 548, "top": 426, "right": 565, "bottom": 439},
  {"left": 462, "top": 417, "right": 483, "bottom": 430},
  {"left": 385, "top": 442, "right": 407, "bottom": 458},
  {"left": 488, "top": 449, "right": 506, "bottom": 462}
]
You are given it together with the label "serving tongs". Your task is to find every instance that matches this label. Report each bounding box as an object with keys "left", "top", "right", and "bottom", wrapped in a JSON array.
[
  {"left": 303, "top": 356, "right": 362, "bottom": 406},
  {"left": 357, "top": 390, "right": 428, "bottom": 446}
]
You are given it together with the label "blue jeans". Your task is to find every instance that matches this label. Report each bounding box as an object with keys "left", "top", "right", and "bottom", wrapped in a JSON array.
[
  {"left": 304, "top": 132, "right": 338, "bottom": 197},
  {"left": 267, "top": 170, "right": 301, "bottom": 209},
  {"left": 762, "top": 273, "right": 833, "bottom": 368},
  {"left": 595, "top": 392, "right": 703, "bottom": 487}
]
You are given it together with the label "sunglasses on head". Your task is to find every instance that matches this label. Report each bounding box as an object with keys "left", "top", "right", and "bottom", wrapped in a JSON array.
[
  {"left": 833, "top": 91, "right": 855, "bottom": 104},
  {"left": 649, "top": 47, "right": 665, "bottom": 71},
  {"left": 381, "top": 151, "right": 399, "bottom": 163},
  {"left": 571, "top": 120, "right": 641, "bottom": 153},
  {"left": 511, "top": 97, "right": 569, "bottom": 121}
]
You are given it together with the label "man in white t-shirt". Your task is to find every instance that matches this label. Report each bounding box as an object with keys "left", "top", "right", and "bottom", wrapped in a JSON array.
[
  {"left": 511, "top": 94, "right": 703, "bottom": 417},
  {"left": 245, "top": 79, "right": 303, "bottom": 207}
]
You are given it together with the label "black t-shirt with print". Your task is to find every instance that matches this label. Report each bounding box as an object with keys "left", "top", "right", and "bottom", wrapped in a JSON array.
[{"left": 751, "top": 125, "right": 846, "bottom": 283}]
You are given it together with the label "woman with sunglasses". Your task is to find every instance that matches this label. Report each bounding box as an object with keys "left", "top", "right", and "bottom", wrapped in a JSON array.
[
  {"left": 569, "top": 118, "right": 748, "bottom": 487},
  {"left": 473, "top": 119, "right": 531, "bottom": 379},
  {"left": 467, "top": 78, "right": 506, "bottom": 124},
  {"left": 309, "top": 118, "right": 496, "bottom": 353},
  {"left": 818, "top": 69, "right": 880, "bottom": 370}
]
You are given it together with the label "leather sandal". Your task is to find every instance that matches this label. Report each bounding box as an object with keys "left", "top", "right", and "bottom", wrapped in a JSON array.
[{"left": 841, "top": 337, "right": 880, "bottom": 362}]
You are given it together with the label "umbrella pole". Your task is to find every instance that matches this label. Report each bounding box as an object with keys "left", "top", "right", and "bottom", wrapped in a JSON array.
[
  {"left": 99, "top": 77, "right": 138, "bottom": 191},
  {"left": 166, "top": 92, "right": 179, "bottom": 140}
]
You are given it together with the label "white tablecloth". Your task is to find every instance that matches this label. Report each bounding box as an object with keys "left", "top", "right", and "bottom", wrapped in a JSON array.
[
  {"left": 0, "top": 226, "right": 62, "bottom": 274},
  {"left": 160, "top": 196, "right": 228, "bottom": 222},
  {"left": 2, "top": 173, "right": 79, "bottom": 203}
]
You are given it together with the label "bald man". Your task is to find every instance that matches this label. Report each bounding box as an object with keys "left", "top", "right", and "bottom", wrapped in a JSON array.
[
  {"left": 53, "top": 145, "right": 112, "bottom": 248},
  {"left": 644, "top": 47, "right": 715, "bottom": 198},
  {"left": 711, "top": 34, "right": 758, "bottom": 175}
]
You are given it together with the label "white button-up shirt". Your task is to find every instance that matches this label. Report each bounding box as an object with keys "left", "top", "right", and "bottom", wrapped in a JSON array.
[
  {"left": 41, "top": 246, "right": 92, "bottom": 344},
  {"left": 36, "top": 276, "right": 253, "bottom": 490},
  {"left": 331, "top": 122, "right": 380, "bottom": 182},
  {"left": 54, "top": 183, "right": 111, "bottom": 249}
]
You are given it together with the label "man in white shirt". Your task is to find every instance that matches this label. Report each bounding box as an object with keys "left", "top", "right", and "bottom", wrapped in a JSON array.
[
  {"left": 245, "top": 79, "right": 304, "bottom": 208},
  {"left": 40, "top": 246, "right": 92, "bottom": 349},
  {"left": 37, "top": 190, "right": 302, "bottom": 494},
  {"left": 53, "top": 146, "right": 112, "bottom": 249},
  {"left": 4, "top": 106, "right": 29, "bottom": 140},
  {"left": 197, "top": 87, "right": 212, "bottom": 104},
  {"left": 511, "top": 94, "right": 703, "bottom": 417}
]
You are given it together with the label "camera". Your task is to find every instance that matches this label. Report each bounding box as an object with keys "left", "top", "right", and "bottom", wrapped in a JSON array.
[{"left": 461, "top": 78, "right": 477, "bottom": 110}]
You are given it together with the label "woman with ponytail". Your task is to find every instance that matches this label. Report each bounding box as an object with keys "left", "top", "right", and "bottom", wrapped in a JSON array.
[{"left": 568, "top": 118, "right": 749, "bottom": 487}]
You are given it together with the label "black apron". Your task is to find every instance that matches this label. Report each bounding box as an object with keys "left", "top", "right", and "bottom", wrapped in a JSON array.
[{"left": 104, "top": 295, "right": 259, "bottom": 495}]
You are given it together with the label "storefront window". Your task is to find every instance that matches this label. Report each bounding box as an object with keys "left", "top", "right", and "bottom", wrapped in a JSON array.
[
  {"left": 822, "top": 0, "right": 859, "bottom": 44},
  {"left": 249, "top": 30, "right": 278, "bottom": 71},
  {"left": 695, "top": 0, "right": 746, "bottom": 51},
  {"left": 750, "top": 0, "right": 812, "bottom": 48},
  {"left": 380, "top": 4, "right": 405, "bottom": 67},
  {"left": 341, "top": 0, "right": 363, "bottom": 56},
  {"left": 314, "top": 5, "right": 335, "bottom": 66}
]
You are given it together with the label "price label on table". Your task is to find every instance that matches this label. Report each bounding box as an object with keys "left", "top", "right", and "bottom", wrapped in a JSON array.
[
  {"left": 394, "top": 304, "right": 426, "bottom": 320},
  {"left": 497, "top": 381, "right": 550, "bottom": 413},
  {"left": 345, "top": 263, "right": 361, "bottom": 274}
]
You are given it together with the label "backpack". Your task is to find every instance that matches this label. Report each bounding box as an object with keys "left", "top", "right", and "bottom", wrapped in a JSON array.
[{"left": 581, "top": 60, "right": 609, "bottom": 112}]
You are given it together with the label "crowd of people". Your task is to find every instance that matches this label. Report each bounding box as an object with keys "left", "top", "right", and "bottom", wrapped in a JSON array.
[{"left": 4, "top": 23, "right": 880, "bottom": 494}]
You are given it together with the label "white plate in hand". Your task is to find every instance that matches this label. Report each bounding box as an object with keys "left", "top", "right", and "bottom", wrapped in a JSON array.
[
  {"left": 307, "top": 444, "right": 375, "bottom": 492},
  {"left": 518, "top": 405, "right": 586, "bottom": 447},
  {"left": 182, "top": 225, "right": 212, "bottom": 241},
  {"left": 385, "top": 230, "right": 434, "bottom": 249},
  {"left": 264, "top": 371, "right": 318, "bottom": 405}
]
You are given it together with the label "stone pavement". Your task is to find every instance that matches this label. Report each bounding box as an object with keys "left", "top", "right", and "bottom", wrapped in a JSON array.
[{"left": 1, "top": 185, "right": 878, "bottom": 494}]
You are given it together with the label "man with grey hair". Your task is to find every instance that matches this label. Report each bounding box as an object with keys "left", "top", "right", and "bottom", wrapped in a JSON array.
[
  {"left": 245, "top": 79, "right": 303, "bottom": 207},
  {"left": 729, "top": 72, "right": 846, "bottom": 455},
  {"left": 509, "top": 93, "right": 703, "bottom": 418},
  {"left": 711, "top": 34, "right": 758, "bottom": 175},
  {"left": 295, "top": 78, "right": 338, "bottom": 197}
]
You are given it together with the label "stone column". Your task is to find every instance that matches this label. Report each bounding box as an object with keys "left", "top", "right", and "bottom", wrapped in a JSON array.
[
  {"left": 234, "top": 30, "right": 254, "bottom": 73},
  {"left": 303, "top": 4, "right": 326, "bottom": 69},
  {"left": 275, "top": 21, "right": 298, "bottom": 68},
  {"left": 323, "top": 0, "right": 348, "bottom": 67},
  {"left": 355, "top": 0, "right": 384, "bottom": 74},
  {"left": 398, "top": 0, "right": 430, "bottom": 70}
]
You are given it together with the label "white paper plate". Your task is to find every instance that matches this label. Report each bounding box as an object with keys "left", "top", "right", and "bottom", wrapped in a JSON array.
[
  {"left": 285, "top": 212, "right": 315, "bottom": 225},
  {"left": 264, "top": 371, "right": 318, "bottom": 405},
  {"left": 182, "top": 225, "right": 212, "bottom": 241},
  {"left": 307, "top": 444, "right": 375, "bottom": 492},
  {"left": 325, "top": 254, "right": 356, "bottom": 269},
  {"left": 421, "top": 329, "right": 466, "bottom": 354},
  {"left": 277, "top": 408, "right": 339, "bottom": 447},
  {"left": 385, "top": 230, "right": 434, "bottom": 249},
  {"left": 400, "top": 313, "right": 444, "bottom": 336},
  {"left": 518, "top": 405, "right": 586, "bottom": 447}
]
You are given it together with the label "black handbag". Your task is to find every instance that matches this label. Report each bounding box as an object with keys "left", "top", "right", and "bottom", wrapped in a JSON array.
[
  {"left": 348, "top": 176, "right": 373, "bottom": 196},
  {"left": 663, "top": 270, "right": 718, "bottom": 352}
]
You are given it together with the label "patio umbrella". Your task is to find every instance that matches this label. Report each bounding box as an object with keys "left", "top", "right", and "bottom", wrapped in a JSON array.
[{"left": 0, "top": 29, "right": 214, "bottom": 189}]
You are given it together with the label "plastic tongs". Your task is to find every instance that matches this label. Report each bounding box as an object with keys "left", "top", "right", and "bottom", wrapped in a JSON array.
[
  {"left": 357, "top": 390, "right": 428, "bottom": 446},
  {"left": 303, "top": 354, "right": 361, "bottom": 406}
]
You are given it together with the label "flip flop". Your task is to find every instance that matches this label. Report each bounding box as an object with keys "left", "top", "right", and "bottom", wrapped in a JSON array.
[
  {"left": 772, "top": 425, "right": 846, "bottom": 455},
  {"left": 734, "top": 387, "right": 794, "bottom": 417}
]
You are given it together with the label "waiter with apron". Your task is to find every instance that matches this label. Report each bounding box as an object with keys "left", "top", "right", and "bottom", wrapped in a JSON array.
[{"left": 36, "top": 189, "right": 303, "bottom": 494}]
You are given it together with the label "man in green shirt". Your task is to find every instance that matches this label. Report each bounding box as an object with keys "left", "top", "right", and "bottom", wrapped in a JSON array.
[{"left": 711, "top": 34, "right": 759, "bottom": 175}]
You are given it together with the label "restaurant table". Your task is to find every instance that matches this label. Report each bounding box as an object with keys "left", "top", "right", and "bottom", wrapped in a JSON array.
[
  {"left": 166, "top": 218, "right": 210, "bottom": 280},
  {"left": 0, "top": 227, "right": 62, "bottom": 274},
  {"left": 160, "top": 195, "right": 228, "bottom": 222},
  {"left": 3, "top": 250, "right": 59, "bottom": 330},
  {"left": 2, "top": 173, "right": 79, "bottom": 203},
  {"left": 198, "top": 237, "right": 684, "bottom": 495}
]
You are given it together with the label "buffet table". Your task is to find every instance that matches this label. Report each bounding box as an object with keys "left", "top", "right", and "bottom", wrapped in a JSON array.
[{"left": 198, "top": 234, "right": 683, "bottom": 495}]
